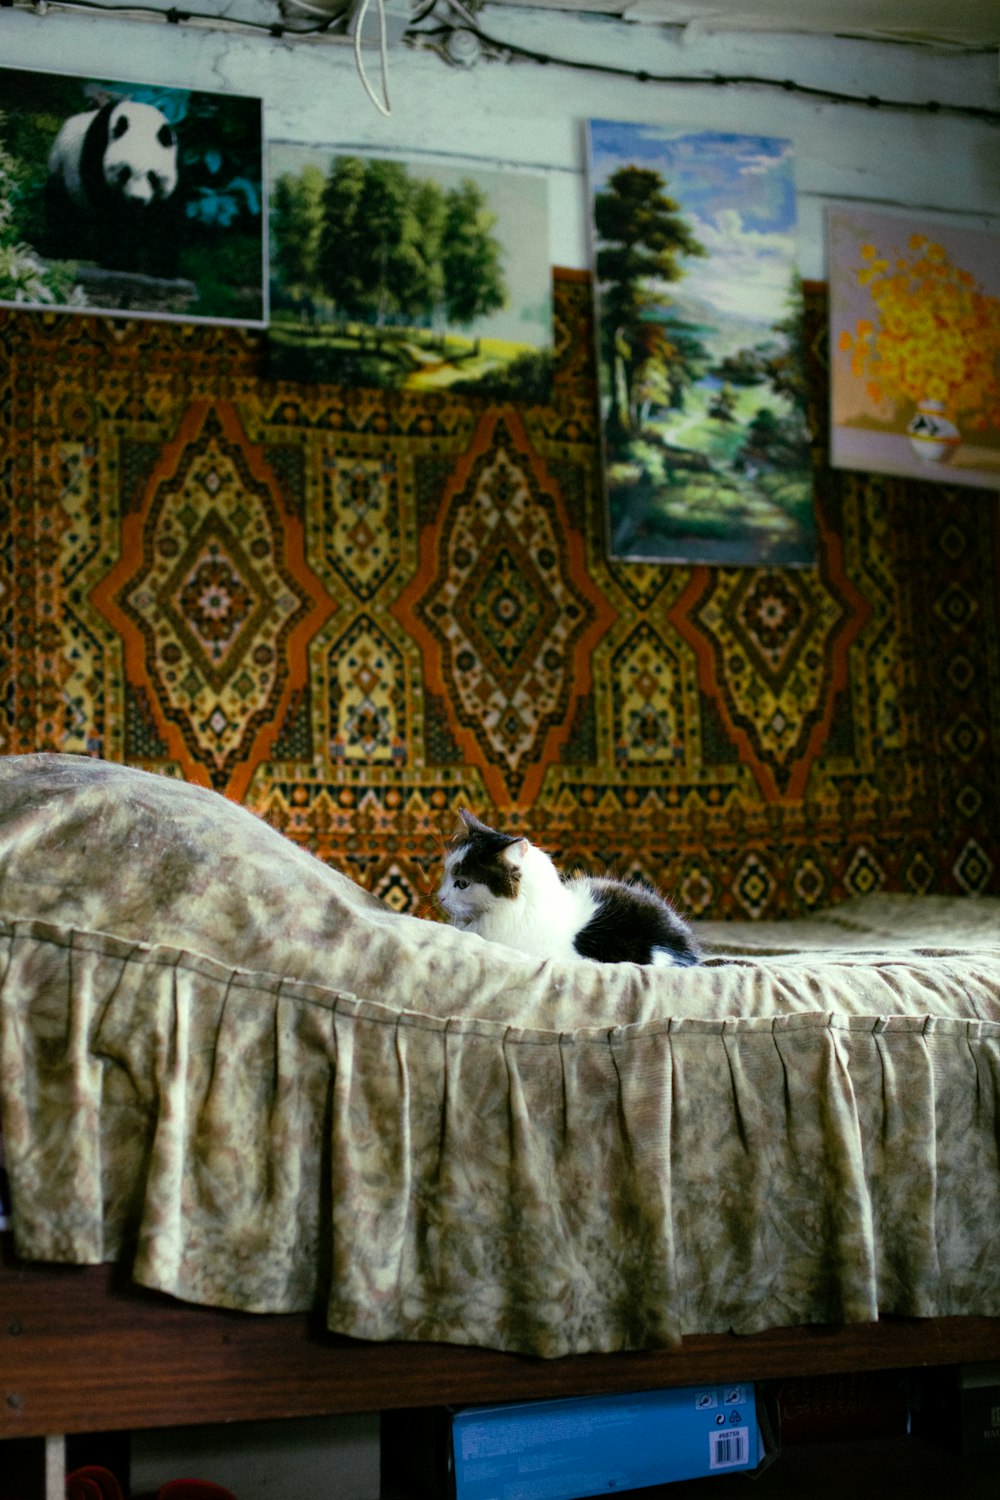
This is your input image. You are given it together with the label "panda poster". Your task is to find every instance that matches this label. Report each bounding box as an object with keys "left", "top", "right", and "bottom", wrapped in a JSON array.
[{"left": 0, "top": 68, "right": 266, "bottom": 327}]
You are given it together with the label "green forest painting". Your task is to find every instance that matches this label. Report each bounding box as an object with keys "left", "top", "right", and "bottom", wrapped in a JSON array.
[
  {"left": 587, "top": 120, "right": 816, "bottom": 566},
  {"left": 267, "top": 145, "right": 552, "bottom": 397}
]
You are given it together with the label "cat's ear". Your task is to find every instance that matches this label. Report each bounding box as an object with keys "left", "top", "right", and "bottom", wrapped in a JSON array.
[
  {"left": 501, "top": 837, "right": 529, "bottom": 867},
  {"left": 459, "top": 807, "right": 492, "bottom": 834},
  {"left": 456, "top": 808, "right": 480, "bottom": 841}
]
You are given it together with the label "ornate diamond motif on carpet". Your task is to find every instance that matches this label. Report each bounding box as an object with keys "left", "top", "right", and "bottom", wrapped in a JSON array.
[
  {"left": 91, "top": 401, "right": 337, "bottom": 797},
  {"left": 394, "top": 408, "right": 616, "bottom": 804},
  {"left": 669, "top": 556, "right": 871, "bottom": 799},
  {"left": 1, "top": 273, "right": 997, "bottom": 917}
]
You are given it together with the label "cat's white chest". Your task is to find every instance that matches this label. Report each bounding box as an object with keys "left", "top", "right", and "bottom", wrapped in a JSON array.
[{"left": 470, "top": 872, "right": 596, "bottom": 963}]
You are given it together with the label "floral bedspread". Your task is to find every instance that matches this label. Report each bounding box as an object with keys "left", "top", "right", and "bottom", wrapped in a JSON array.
[{"left": 0, "top": 754, "right": 998, "bottom": 1357}]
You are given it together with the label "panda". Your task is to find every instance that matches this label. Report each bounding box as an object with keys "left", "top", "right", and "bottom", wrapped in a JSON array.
[{"left": 44, "top": 98, "right": 182, "bottom": 277}]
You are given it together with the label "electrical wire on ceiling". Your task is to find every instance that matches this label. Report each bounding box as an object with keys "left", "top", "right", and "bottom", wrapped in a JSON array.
[
  {"left": 405, "top": 0, "right": 1000, "bottom": 123},
  {"left": 10, "top": 0, "right": 341, "bottom": 36},
  {"left": 7, "top": 0, "right": 1000, "bottom": 123},
  {"left": 10, "top": 0, "right": 395, "bottom": 110}
]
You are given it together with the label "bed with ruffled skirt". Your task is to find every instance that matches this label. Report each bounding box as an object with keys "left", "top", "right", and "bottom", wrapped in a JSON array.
[{"left": 0, "top": 753, "right": 998, "bottom": 1360}]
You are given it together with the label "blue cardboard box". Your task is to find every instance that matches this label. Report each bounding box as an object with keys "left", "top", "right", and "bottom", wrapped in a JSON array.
[{"left": 450, "top": 1384, "right": 762, "bottom": 1500}]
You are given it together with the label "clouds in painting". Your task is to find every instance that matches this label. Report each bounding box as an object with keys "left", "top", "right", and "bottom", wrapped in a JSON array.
[{"left": 588, "top": 122, "right": 798, "bottom": 326}]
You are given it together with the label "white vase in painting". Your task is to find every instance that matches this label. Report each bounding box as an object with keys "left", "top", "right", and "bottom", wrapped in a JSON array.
[{"left": 906, "top": 398, "right": 960, "bottom": 463}]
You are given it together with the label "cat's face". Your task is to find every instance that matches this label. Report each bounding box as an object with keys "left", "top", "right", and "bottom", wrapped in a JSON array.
[{"left": 437, "top": 810, "right": 527, "bottom": 928}]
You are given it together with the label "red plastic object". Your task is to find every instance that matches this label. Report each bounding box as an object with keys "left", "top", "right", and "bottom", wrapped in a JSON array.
[{"left": 66, "top": 1468, "right": 125, "bottom": 1500}]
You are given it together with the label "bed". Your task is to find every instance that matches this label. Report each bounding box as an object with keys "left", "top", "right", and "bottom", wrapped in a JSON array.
[{"left": 1, "top": 752, "right": 999, "bottom": 1445}]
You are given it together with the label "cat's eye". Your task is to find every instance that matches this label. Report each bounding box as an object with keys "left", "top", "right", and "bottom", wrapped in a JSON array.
[{"left": 454, "top": 878, "right": 469, "bottom": 889}]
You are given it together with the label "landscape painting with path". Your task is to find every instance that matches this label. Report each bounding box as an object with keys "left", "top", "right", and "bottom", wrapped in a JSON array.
[
  {"left": 268, "top": 144, "right": 552, "bottom": 399},
  {"left": 587, "top": 119, "right": 816, "bottom": 566}
]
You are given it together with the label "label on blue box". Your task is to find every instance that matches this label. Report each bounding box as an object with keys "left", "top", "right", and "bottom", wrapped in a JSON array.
[{"left": 452, "top": 1384, "right": 760, "bottom": 1500}]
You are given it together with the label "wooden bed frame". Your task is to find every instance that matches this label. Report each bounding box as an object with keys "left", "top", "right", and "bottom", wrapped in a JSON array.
[{"left": 4, "top": 1235, "right": 1000, "bottom": 1443}]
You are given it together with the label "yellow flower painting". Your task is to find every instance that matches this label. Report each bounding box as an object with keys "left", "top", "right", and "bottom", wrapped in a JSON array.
[{"left": 828, "top": 207, "right": 1000, "bottom": 490}]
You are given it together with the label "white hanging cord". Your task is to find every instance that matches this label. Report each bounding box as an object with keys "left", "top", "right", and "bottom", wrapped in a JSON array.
[{"left": 353, "top": 0, "right": 393, "bottom": 116}]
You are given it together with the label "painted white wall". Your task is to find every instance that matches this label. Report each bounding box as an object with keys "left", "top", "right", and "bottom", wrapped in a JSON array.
[{"left": 3, "top": 3, "right": 997, "bottom": 279}]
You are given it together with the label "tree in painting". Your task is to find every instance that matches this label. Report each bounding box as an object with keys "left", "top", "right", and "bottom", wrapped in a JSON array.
[
  {"left": 278, "top": 156, "right": 507, "bottom": 333},
  {"left": 270, "top": 162, "right": 324, "bottom": 300},
  {"left": 593, "top": 164, "right": 706, "bottom": 440},
  {"left": 441, "top": 178, "right": 506, "bottom": 327},
  {"left": 311, "top": 156, "right": 364, "bottom": 320},
  {"left": 269, "top": 154, "right": 531, "bottom": 391},
  {"left": 353, "top": 159, "right": 432, "bottom": 326}
]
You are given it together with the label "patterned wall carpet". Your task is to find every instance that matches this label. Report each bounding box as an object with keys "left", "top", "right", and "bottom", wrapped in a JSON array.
[{"left": 2, "top": 276, "right": 998, "bottom": 920}]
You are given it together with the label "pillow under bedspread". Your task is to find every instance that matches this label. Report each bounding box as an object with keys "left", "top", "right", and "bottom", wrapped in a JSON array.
[{"left": 0, "top": 752, "right": 998, "bottom": 1357}]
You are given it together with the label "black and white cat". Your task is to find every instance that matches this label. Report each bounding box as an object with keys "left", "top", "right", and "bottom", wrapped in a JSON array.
[{"left": 437, "top": 809, "right": 700, "bottom": 967}]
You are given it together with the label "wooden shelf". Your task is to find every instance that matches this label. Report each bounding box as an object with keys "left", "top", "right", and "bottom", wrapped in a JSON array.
[{"left": 3, "top": 1241, "right": 1000, "bottom": 1441}]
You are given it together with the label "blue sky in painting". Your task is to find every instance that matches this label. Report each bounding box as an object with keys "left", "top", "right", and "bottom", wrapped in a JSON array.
[{"left": 587, "top": 119, "right": 800, "bottom": 327}]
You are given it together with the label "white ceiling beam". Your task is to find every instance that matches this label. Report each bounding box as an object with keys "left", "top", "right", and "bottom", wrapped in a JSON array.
[{"left": 483, "top": 0, "right": 1000, "bottom": 47}]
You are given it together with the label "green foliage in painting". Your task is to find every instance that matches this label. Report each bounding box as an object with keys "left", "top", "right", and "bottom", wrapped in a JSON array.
[{"left": 275, "top": 155, "right": 509, "bottom": 333}]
